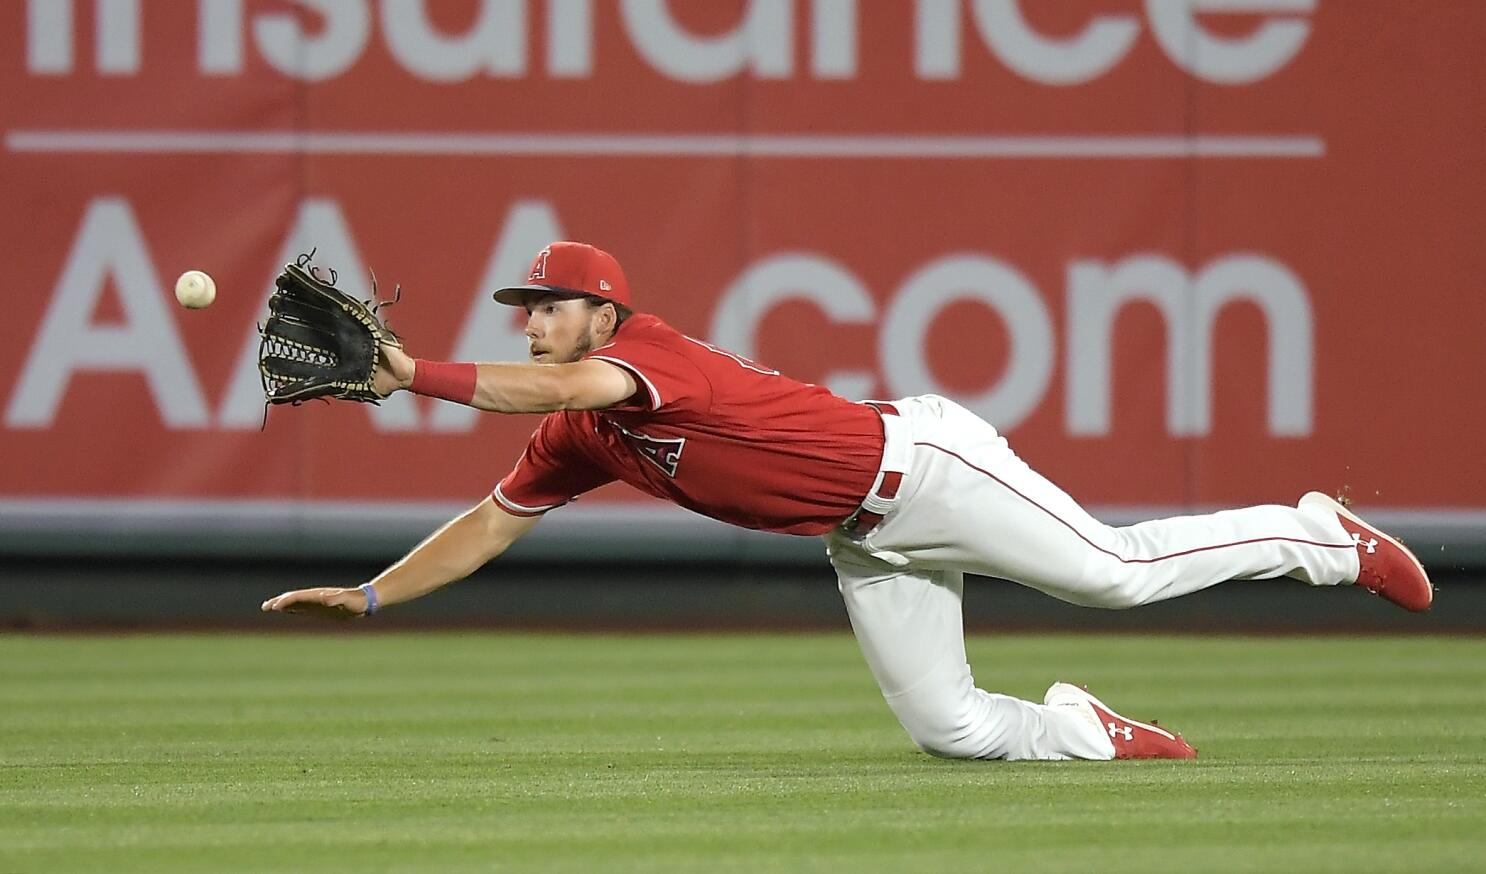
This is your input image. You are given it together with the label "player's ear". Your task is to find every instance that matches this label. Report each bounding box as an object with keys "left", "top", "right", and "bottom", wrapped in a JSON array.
[{"left": 595, "top": 301, "right": 618, "bottom": 336}]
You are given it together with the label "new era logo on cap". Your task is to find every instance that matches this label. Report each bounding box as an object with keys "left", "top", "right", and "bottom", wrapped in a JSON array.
[{"left": 493, "top": 241, "right": 633, "bottom": 309}]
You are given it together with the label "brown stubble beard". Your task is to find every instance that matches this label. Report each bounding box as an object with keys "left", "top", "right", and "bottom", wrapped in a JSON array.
[
  {"left": 532, "top": 311, "right": 602, "bottom": 364},
  {"left": 529, "top": 326, "right": 594, "bottom": 364},
  {"left": 568, "top": 324, "right": 597, "bottom": 363}
]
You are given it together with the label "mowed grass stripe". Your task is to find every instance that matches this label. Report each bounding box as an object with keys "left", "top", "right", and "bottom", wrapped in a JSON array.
[{"left": 1, "top": 633, "right": 1483, "bottom": 874}]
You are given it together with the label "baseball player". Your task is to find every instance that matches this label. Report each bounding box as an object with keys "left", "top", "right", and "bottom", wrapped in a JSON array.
[{"left": 263, "top": 241, "right": 1433, "bottom": 761}]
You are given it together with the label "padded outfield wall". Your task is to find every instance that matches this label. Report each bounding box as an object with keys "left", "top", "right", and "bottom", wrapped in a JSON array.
[{"left": 2, "top": 2, "right": 1483, "bottom": 567}]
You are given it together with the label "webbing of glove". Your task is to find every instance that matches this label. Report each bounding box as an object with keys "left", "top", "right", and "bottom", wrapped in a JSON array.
[{"left": 257, "top": 257, "right": 401, "bottom": 406}]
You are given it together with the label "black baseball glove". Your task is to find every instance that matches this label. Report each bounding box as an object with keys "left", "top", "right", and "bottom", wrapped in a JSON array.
[{"left": 257, "top": 250, "right": 402, "bottom": 405}]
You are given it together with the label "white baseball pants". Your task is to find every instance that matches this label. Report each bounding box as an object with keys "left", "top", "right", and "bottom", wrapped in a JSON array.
[{"left": 824, "top": 394, "right": 1360, "bottom": 761}]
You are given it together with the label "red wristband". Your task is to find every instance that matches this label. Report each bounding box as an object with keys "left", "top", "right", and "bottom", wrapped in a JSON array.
[{"left": 409, "top": 360, "right": 478, "bottom": 404}]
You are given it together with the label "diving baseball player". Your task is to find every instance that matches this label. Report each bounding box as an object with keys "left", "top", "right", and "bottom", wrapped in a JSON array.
[{"left": 263, "top": 241, "right": 1433, "bottom": 761}]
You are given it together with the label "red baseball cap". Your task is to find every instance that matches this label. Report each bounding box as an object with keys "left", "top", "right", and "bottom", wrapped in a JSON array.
[{"left": 492, "top": 241, "right": 633, "bottom": 309}]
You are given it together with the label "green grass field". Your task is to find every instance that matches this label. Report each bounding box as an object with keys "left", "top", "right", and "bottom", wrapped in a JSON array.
[{"left": 3, "top": 632, "right": 1484, "bottom": 873}]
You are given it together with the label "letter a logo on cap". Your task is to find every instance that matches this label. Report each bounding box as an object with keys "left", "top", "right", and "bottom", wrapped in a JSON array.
[
  {"left": 492, "top": 241, "right": 635, "bottom": 310},
  {"left": 529, "top": 248, "right": 551, "bottom": 281}
]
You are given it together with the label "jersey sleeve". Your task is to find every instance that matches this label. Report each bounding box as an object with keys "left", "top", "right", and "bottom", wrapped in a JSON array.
[
  {"left": 587, "top": 339, "right": 713, "bottom": 414},
  {"left": 494, "top": 414, "right": 616, "bottom": 516}
]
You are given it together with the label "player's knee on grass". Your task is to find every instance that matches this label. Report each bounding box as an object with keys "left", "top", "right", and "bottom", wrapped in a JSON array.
[
  {"left": 907, "top": 724, "right": 983, "bottom": 760},
  {"left": 890, "top": 695, "right": 1007, "bottom": 760},
  {"left": 913, "top": 734, "right": 983, "bottom": 760}
]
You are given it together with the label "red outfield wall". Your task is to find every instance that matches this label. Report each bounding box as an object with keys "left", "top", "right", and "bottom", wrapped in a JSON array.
[{"left": 2, "top": 1, "right": 1483, "bottom": 549}]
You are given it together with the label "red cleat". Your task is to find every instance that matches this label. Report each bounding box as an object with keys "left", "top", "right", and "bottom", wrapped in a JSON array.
[
  {"left": 1045, "top": 682, "right": 1197, "bottom": 760},
  {"left": 1299, "top": 492, "right": 1433, "bottom": 612}
]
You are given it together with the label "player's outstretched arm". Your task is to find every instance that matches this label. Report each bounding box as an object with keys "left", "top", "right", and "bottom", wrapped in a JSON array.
[
  {"left": 260, "top": 496, "right": 540, "bottom": 619},
  {"left": 374, "top": 342, "right": 637, "bottom": 414},
  {"left": 467, "top": 358, "right": 637, "bottom": 413}
]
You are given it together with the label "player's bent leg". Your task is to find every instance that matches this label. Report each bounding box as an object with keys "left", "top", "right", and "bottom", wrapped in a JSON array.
[
  {"left": 825, "top": 533, "right": 1114, "bottom": 761},
  {"left": 888, "top": 670, "right": 1115, "bottom": 761}
]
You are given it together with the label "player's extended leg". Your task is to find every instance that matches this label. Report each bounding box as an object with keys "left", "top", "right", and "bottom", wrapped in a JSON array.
[
  {"left": 865, "top": 396, "right": 1363, "bottom": 610},
  {"left": 931, "top": 451, "right": 1358, "bottom": 609},
  {"left": 824, "top": 531, "right": 1115, "bottom": 761}
]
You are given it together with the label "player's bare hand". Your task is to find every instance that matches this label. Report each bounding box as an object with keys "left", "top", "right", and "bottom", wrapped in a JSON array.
[
  {"left": 373, "top": 342, "right": 415, "bottom": 397},
  {"left": 260, "top": 587, "right": 369, "bottom": 620}
]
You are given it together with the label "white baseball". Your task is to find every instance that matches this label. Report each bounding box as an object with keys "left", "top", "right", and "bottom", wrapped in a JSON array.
[{"left": 174, "top": 270, "right": 216, "bottom": 309}]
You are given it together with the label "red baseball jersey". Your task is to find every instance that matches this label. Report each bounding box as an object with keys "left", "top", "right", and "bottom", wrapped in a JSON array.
[{"left": 495, "top": 314, "right": 884, "bottom": 535}]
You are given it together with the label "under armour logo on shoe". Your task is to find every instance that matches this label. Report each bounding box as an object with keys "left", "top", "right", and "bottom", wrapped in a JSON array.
[
  {"left": 1107, "top": 722, "right": 1133, "bottom": 741},
  {"left": 1352, "top": 532, "right": 1378, "bottom": 554}
]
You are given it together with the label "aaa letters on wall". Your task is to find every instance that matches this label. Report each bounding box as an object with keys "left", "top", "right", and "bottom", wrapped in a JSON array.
[{"left": 2, "top": 2, "right": 1481, "bottom": 541}]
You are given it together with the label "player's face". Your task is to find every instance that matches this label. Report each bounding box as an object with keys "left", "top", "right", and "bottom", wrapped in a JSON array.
[{"left": 523, "top": 296, "right": 601, "bottom": 364}]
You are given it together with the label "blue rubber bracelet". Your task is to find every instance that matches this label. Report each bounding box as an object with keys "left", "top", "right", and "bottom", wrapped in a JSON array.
[{"left": 358, "top": 582, "right": 379, "bottom": 615}]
